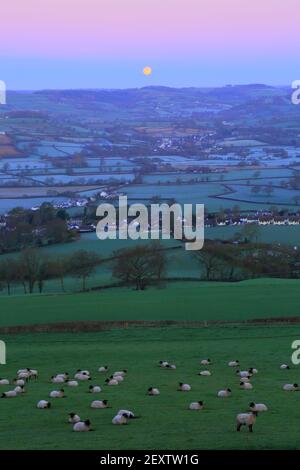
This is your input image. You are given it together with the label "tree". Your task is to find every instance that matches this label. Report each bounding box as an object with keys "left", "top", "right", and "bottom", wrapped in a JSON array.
[
  {"left": 18, "top": 249, "right": 44, "bottom": 294},
  {"left": 68, "top": 250, "right": 100, "bottom": 291},
  {"left": 239, "top": 224, "right": 261, "bottom": 243},
  {"left": 193, "top": 242, "right": 227, "bottom": 280},
  {"left": 112, "top": 244, "right": 166, "bottom": 290},
  {"left": 0, "top": 258, "right": 18, "bottom": 295}
]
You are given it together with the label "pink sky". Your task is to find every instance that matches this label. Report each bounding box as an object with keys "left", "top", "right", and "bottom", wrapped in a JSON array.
[{"left": 1, "top": 0, "right": 299, "bottom": 87}]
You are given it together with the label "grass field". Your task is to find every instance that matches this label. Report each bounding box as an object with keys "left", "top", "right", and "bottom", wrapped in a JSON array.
[
  {"left": 0, "top": 279, "right": 300, "bottom": 327},
  {"left": 0, "top": 325, "right": 300, "bottom": 450}
]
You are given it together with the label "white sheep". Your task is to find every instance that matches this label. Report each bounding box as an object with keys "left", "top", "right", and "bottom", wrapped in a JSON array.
[
  {"left": 14, "top": 385, "right": 25, "bottom": 394},
  {"left": 237, "top": 370, "right": 251, "bottom": 378},
  {"left": 37, "top": 400, "right": 51, "bottom": 409},
  {"left": 13, "top": 379, "right": 25, "bottom": 386},
  {"left": 236, "top": 411, "right": 257, "bottom": 432},
  {"left": 68, "top": 413, "right": 81, "bottom": 423},
  {"left": 117, "top": 409, "right": 135, "bottom": 419},
  {"left": 240, "top": 377, "right": 251, "bottom": 383},
  {"left": 113, "top": 375, "right": 124, "bottom": 382},
  {"left": 112, "top": 413, "right": 129, "bottom": 425},
  {"left": 240, "top": 381, "right": 253, "bottom": 390},
  {"left": 51, "top": 375, "right": 65, "bottom": 384},
  {"left": 17, "top": 371, "right": 30, "bottom": 380},
  {"left": 73, "top": 419, "right": 92, "bottom": 432},
  {"left": 29, "top": 369, "right": 38, "bottom": 379},
  {"left": 148, "top": 387, "right": 160, "bottom": 396},
  {"left": 1, "top": 390, "right": 18, "bottom": 398},
  {"left": 91, "top": 400, "right": 109, "bottom": 409},
  {"left": 280, "top": 364, "right": 290, "bottom": 370},
  {"left": 159, "top": 361, "right": 169, "bottom": 368},
  {"left": 228, "top": 360, "right": 239, "bottom": 367},
  {"left": 178, "top": 383, "right": 191, "bottom": 392},
  {"left": 66, "top": 380, "right": 78, "bottom": 387},
  {"left": 198, "top": 370, "right": 211, "bottom": 376},
  {"left": 248, "top": 368, "right": 258, "bottom": 375},
  {"left": 49, "top": 389, "right": 65, "bottom": 398},
  {"left": 166, "top": 364, "right": 177, "bottom": 370},
  {"left": 56, "top": 373, "right": 69, "bottom": 380},
  {"left": 98, "top": 366, "right": 109, "bottom": 373},
  {"left": 89, "top": 385, "right": 102, "bottom": 393},
  {"left": 113, "top": 370, "right": 127, "bottom": 377},
  {"left": 74, "top": 373, "right": 91, "bottom": 381},
  {"left": 217, "top": 388, "right": 232, "bottom": 397},
  {"left": 189, "top": 401, "right": 204, "bottom": 410},
  {"left": 0, "top": 379, "right": 10, "bottom": 385},
  {"left": 283, "top": 383, "right": 299, "bottom": 391},
  {"left": 105, "top": 378, "right": 118, "bottom": 386},
  {"left": 200, "top": 359, "right": 211, "bottom": 366},
  {"left": 249, "top": 402, "right": 268, "bottom": 412}
]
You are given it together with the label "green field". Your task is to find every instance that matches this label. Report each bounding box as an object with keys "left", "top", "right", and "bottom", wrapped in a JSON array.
[
  {"left": 0, "top": 279, "right": 300, "bottom": 328},
  {"left": 0, "top": 325, "right": 300, "bottom": 450}
]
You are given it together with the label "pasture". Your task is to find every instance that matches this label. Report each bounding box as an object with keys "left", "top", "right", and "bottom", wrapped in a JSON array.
[
  {"left": 0, "top": 279, "right": 300, "bottom": 327},
  {"left": 0, "top": 325, "right": 300, "bottom": 450}
]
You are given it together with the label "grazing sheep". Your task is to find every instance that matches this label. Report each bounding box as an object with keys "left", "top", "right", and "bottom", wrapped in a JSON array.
[
  {"left": 218, "top": 388, "right": 232, "bottom": 397},
  {"left": 73, "top": 419, "right": 92, "bottom": 432},
  {"left": 200, "top": 359, "right": 211, "bottom": 366},
  {"left": 280, "top": 364, "right": 290, "bottom": 370},
  {"left": 14, "top": 385, "right": 25, "bottom": 394},
  {"left": 91, "top": 400, "right": 109, "bottom": 409},
  {"left": 51, "top": 375, "right": 65, "bottom": 384},
  {"left": 113, "top": 375, "right": 124, "bottom": 383},
  {"left": 159, "top": 361, "right": 169, "bottom": 368},
  {"left": 198, "top": 370, "right": 211, "bottom": 376},
  {"left": 17, "top": 371, "right": 30, "bottom": 381},
  {"left": 228, "top": 360, "right": 240, "bottom": 367},
  {"left": 89, "top": 385, "right": 102, "bottom": 393},
  {"left": 189, "top": 401, "right": 204, "bottom": 410},
  {"left": 166, "top": 364, "right": 177, "bottom": 370},
  {"left": 0, "top": 379, "right": 10, "bottom": 385},
  {"left": 29, "top": 369, "right": 38, "bottom": 380},
  {"left": 98, "top": 366, "right": 109, "bottom": 373},
  {"left": 240, "top": 377, "right": 251, "bottom": 383},
  {"left": 56, "top": 373, "right": 69, "bottom": 380},
  {"left": 283, "top": 383, "right": 299, "bottom": 391},
  {"left": 248, "top": 368, "right": 258, "bottom": 375},
  {"left": 113, "top": 370, "right": 127, "bottom": 377},
  {"left": 74, "top": 373, "right": 91, "bottom": 381},
  {"left": 68, "top": 413, "right": 81, "bottom": 423},
  {"left": 112, "top": 413, "right": 129, "bottom": 425},
  {"left": 17, "top": 369, "right": 29, "bottom": 375},
  {"left": 236, "top": 411, "right": 257, "bottom": 432},
  {"left": 249, "top": 402, "right": 268, "bottom": 412},
  {"left": 105, "top": 378, "right": 118, "bottom": 386},
  {"left": 117, "top": 409, "right": 135, "bottom": 419},
  {"left": 66, "top": 380, "right": 79, "bottom": 387},
  {"left": 76, "top": 369, "right": 90, "bottom": 376},
  {"left": 237, "top": 370, "right": 251, "bottom": 378},
  {"left": 148, "top": 387, "right": 160, "bottom": 396},
  {"left": 13, "top": 379, "right": 25, "bottom": 386},
  {"left": 49, "top": 389, "right": 65, "bottom": 398},
  {"left": 178, "top": 383, "right": 191, "bottom": 392},
  {"left": 37, "top": 400, "right": 51, "bottom": 409},
  {"left": 240, "top": 381, "right": 253, "bottom": 390},
  {"left": 1, "top": 390, "right": 18, "bottom": 398}
]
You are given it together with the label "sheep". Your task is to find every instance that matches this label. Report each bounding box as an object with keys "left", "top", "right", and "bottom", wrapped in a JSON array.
[
  {"left": 113, "top": 370, "right": 127, "bottom": 377},
  {"left": 112, "top": 413, "right": 129, "bottom": 425},
  {"left": 249, "top": 402, "right": 268, "bottom": 412},
  {"left": 236, "top": 370, "right": 251, "bottom": 378},
  {"left": 283, "top": 383, "right": 299, "bottom": 391},
  {"left": 68, "top": 413, "right": 81, "bottom": 423},
  {"left": 0, "top": 379, "right": 10, "bottom": 385},
  {"left": 248, "top": 368, "right": 258, "bottom": 375},
  {"left": 148, "top": 387, "right": 160, "bottom": 396},
  {"left": 73, "top": 419, "right": 92, "bottom": 432},
  {"left": 240, "top": 381, "right": 253, "bottom": 390},
  {"left": 13, "top": 379, "right": 25, "bottom": 386},
  {"left": 105, "top": 378, "right": 118, "bottom": 386},
  {"left": 14, "top": 385, "right": 25, "bottom": 394},
  {"left": 56, "top": 373, "right": 69, "bottom": 381},
  {"left": 178, "top": 383, "right": 191, "bottom": 392},
  {"left": 17, "top": 371, "right": 30, "bottom": 381},
  {"left": 240, "top": 377, "right": 251, "bottom": 383},
  {"left": 1, "top": 390, "right": 18, "bottom": 398},
  {"left": 113, "top": 375, "right": 124, "bottom": 383},
  {"left": 89, "top": 385, "right": 102, "bottom": 393},
  {"left": 159, "top": 361, "right": 169, "bottom": 368},
  {"left": 66, "top": 380, "right": 78, "bottom": 387},
  {"left": 217, "top": 388, "right": 232, "bottom": 398},
  {"left": 198, "top": 370, "right": 211, "bottom": 376},
  {"left": 189, "top": 401, "right": 204, "bottom": 410},
  {"left": 51, "top": 375, "right": 65, "bottom": 384},
  {"left": 117, "top": 409, "right": 135, "bottom": 419},
  {"left": 37, "top": 400, "right": 51, "bottom": 409},
  {"left": 91, "top": 400, "right": 109, "bottom": 409},
  {"left": 74, "top": 372, "right": 91, "bottom": 381},
  {"left": 166, "top": 364, "right": 177, "bottom": 370},
  {"left": 98, "top": 366, "right": 109, "bottom": 373},
  {"left": 280, "top": 364, "right": 290, "bottom": 370},
  {"left": 17, "top": 369, "right": 29, "bottom": 375},
  {"left": 49, "top": 389, "right": 65, "bottom": 398},
  {"left": 200, "top": 359, "right": 211, "bottom": 366},
  {"left": 76, "top": 369, "right": 90, "bottom": 376},
  {"left": 29, "top": 369, "right": 38, "bottom": 380},
  {"left": 228, "top": 360, "right": 240, "bottom": 367},
  {"left": 236, "top": 411, "right": 257, "bottom": 432}
]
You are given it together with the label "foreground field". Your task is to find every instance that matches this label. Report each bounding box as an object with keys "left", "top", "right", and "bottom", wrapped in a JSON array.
[
  {"left": 0, "top": 279, "right": 300, "bottom": 328},
  {"left": 0, "top": 326, "right": 300, "bottom": 450}
]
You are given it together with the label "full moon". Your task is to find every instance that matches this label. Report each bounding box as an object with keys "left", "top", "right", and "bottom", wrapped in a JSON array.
[{"left": 143, "top": 66, "right": 152, "bottom": 76}]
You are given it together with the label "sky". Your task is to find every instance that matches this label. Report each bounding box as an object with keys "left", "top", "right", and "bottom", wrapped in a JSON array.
[{"left": 1, "top": 0, "right": 299, "bottom": 89}]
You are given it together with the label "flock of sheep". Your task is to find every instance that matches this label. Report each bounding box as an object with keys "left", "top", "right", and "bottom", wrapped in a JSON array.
[{"left": 0, "top": 359, "right": 296, "bottom": 434}]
